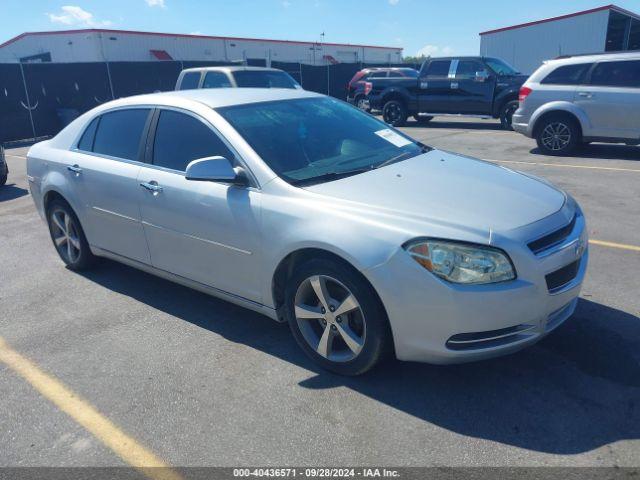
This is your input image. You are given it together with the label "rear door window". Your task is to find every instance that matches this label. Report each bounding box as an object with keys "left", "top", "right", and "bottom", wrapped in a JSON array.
[
  {"left": 542, "top": 63, "right": 592, "bottom": 85},
  {"left": 232, "top": 71, "right": 298, "bottom": 89},
  {"left": 179, "top": 72, "right": 201, "bottom": 90},
  {"left": 202, "top": 72, "right": 233, "bottom": 89},
  {"left": 92, "top": 109, "right": 151, "bottom": 161},
  {"left": 152, "top": 110, "right": 234, "bottom": 172},
  {"left": 368, "top": 71, "right": 388, "bottom": 78},
  {"left": 425, "top": 60, "right": 452, "bottom": 78},
  {"left": 589, "top": 60, "right": 640, "bottom": 88}
]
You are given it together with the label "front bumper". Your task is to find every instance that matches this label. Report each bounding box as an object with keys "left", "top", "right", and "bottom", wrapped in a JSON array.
[{"left": 364, "top": 205, "right": 588, "bottom": 364}]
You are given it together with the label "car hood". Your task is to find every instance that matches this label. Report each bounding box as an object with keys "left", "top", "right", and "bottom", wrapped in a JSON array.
[{"left": 303, "top": 149, "right": 565, "bottom": 235}]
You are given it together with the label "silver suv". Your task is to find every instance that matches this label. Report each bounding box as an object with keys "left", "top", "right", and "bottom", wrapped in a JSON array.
[{"left": 512, "top": 51, "right": 640, "bottom": 155}]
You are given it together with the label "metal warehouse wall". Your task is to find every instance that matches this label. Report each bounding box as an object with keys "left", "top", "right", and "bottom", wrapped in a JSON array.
[
  {"left": 480, "top": 9, "right": 610, "bottom": 74},
  {"left": 0, "top": 31, "right": 401, "bottom": 65}
]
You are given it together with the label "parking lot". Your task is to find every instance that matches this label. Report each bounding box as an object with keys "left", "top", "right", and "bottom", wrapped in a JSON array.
[{"left": 1, "top": 117, "right": 639, "bottom": 471}]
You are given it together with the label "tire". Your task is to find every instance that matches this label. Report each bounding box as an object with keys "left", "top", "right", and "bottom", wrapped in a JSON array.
[
  {"left": 46, "top": 199, "right": 96, "bottom": 270},
  {"left": 413, "top": 114, "right": 433, "bottom": 124},
  {"left": 355, "top": 96, "right": 371, "bottom": 113},
  {"left": 285, "top": 258, "right": 392, "bottom": 376},
  {"left": 382, "top": 100, "right": 408, "bottom": 127},
  {"left": 0, "top": 168, "right": 6, "bottom": 186},
  {"left": 499, "top": 100, "right": 519, "bottom": 130},
  {"left": 535, "top": 114, "right": 580, "bottom": 156}
]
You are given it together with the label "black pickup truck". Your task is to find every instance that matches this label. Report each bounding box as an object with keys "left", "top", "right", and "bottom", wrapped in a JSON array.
[{"left": 368, "top": 56, "right": 528, "bottom": 129}]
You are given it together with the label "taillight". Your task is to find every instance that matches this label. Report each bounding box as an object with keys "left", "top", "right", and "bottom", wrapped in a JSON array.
[
  {"left": 519, "top": 86, "right": 532, "bottom": 104},
  {"left": 364, "top": 81, "right": 373, "bottom": 95}
]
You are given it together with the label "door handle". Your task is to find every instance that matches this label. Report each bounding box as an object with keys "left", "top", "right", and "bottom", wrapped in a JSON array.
[
  {"left": 140, "top": 181, "right": 163, "bottom": 193},
  {"left": 450, "top": 82, "right": 459, "bottom": 89},
  {"left": 67, "top": 164, "right": 82, "bottom": 174},
  {"left": 578, "top": 92, "right": 594, "bottom": 98}
]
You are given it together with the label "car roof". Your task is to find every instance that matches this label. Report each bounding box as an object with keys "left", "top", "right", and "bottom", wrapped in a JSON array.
[
  {"left": 104, "top": 88, "right": 323, "bottom": 110},
  {"left": 181, "top": 66, "right": 287, "bottom": 73},
  {"left": 546, "top": 50, "right": 640, "bottom": 66}
]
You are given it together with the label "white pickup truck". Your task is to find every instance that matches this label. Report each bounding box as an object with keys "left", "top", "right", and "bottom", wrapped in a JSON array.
[{"left": 175, "top": 66, "right": 301, "bottom": 91}]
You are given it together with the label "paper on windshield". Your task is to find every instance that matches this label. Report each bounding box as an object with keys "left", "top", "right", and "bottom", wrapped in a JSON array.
[{"left": 375, "top": 129, "right": 412, "bottom": 148}]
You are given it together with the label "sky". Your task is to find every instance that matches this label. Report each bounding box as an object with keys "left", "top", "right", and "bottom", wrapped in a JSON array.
[{"left": 2, "top": 0, "right": 640, "bottom": 57}]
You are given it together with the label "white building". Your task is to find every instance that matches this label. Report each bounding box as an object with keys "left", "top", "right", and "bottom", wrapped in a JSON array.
[
  {"left": 480, "top": 4, "right": 640, "bottom": 74},
  {"left": 0, "top": 29, "right": 402, "bottom": 65}
]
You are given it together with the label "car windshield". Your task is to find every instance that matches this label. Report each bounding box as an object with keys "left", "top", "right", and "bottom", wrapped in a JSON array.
[
  {"left": 218, "top": 97, "right": 428, "bottom": 186},
  {"left": 232, "top": 70, "right": 299, "bottom": 89},
  {"left": 485, "top": 58, "right": 520, "bottom": 75}
]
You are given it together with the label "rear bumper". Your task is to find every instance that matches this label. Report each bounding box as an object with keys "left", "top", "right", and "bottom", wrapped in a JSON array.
[{"left": 512, "top": 111, "right": 532, "bottom": 137}]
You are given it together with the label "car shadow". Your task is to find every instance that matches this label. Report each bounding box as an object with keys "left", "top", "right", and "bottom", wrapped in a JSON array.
[
  {"left": 0, "top": 184, "right": 29, "bottom": 202},
  {"left": 80, "top": 260, "right": 640, "bottom": 455},
  {"left": 408, "top": 119, "right": 504, "bottom": 131},
  {"left": 530, "top": 144, "right": 640, "bottom": 161}
]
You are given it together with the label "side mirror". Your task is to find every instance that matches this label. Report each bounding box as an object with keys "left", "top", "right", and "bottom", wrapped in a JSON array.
[
  {"left": 474, "top": 71, "right": 490, "bottom": 82},
  {"left": 185, "top": 156, "right": 248, "bottom": 185}
]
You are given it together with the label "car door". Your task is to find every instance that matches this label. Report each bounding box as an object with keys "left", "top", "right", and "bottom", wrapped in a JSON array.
[
  {"left": 73, "top": 108, "right": 153, "bottom": 264},
  {"left": 451, "top": 59, "right": 495, "bottom": 114},
  {"left": 418, "top": 59, "right": 453, "bottom": 113},
  {"left": 137, "top": 108, "right": 263, "bottom": 302},
  {"left": 575, "top": 60, "right": 640, "bottom": 139}
]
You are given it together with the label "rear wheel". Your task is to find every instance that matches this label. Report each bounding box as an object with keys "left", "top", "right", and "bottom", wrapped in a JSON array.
[
  {"left": 0, "top": 167, "right": 7, "bottom": 186},
  {"left": 382, "top": 100, "right": 408, "bottom": 127},
  {"left": 535, "top": 114, "right": 580, "bottom": 156},
  {"left": 499, "top": 100, "right": 519, "bottom": 130},
  {"left": 355, "top": 96, "right": 371, "bottom": 112},
  {"left": 285, "top": 258, "right": 391, "bottom": 376},
  {"left": 46, "top": 199, "right": 96, "bottom": 270}
]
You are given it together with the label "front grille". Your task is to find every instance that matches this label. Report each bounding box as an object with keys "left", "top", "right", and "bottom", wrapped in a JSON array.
[
  {"left": 545, "top": 259, "right": 580, "bottom": 293},
  {"left": 528, "top": 214, "right": 577, "bottom": 255}
]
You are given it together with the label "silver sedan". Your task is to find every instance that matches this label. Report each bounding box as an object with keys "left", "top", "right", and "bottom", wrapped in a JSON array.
[{"left": 26, "top": 88, "right": 588, "bottom": 375}]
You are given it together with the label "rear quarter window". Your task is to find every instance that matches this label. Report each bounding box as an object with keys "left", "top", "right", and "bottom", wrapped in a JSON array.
[
  {"left": 541, "top": 63, "right": 592, "bottom": 85},
  {"left": 77, "top": 117, "right": 99, "bottom": 151}
]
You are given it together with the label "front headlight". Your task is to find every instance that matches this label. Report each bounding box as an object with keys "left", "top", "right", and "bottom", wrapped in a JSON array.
[{"left": 404, "top": 239, "right": 516, "bottom": 285}]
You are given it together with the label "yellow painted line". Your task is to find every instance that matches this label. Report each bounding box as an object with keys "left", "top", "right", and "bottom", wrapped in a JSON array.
[
  {"left": 6, "top": 154, "right": 26, "bottom": 159},
  {"left": 487, "top": 158, "right": 640, "bottom": 173},
  {"left": 589, "top": 239, "right": 640, "bottom": 252},
  {"left": 0, "top": 336, "right": 183, "bottom": 480}
]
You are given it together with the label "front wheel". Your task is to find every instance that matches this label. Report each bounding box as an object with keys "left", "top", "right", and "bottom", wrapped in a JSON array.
[
  {"left": 535, "top": 115, "right": 580, "bottom": 156},
  {"left": 285, "top": 258, "right": 392, "bottom": 375},
  {"left": 46, "top": 199, "right": 96, "bottom": 270},
  {"left": 382, "top": 100, "right": 408, "bottom": 127},
  {"left": 500, "top": 100, "right": 519, "bottom": 130}
]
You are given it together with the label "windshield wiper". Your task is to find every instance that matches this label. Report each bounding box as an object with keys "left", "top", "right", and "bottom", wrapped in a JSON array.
[
  {"left": 291, "top": 167, "right": 372, "bottom": 186},
  {"left": 374, "top": 143, "right": 432, "bottom": 170}
]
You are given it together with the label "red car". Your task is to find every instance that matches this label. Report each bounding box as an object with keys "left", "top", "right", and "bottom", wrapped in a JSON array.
[{"left": 347, "top": 67, "right": 418, "bottom": 112}]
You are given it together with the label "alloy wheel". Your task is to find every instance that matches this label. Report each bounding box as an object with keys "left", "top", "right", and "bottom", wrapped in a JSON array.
[
  {"left": 356, "top": 98, "right": 368, "bottom": 111},
  {"left": 384, "top": 104, "right": 401, "bottom": 124},
  {"left": 541, "top": 122, "right": 571, "bottom": 151},
  {"left": 50, "top": 209, "right": 82, "bottom": 264},
  {"left": 294, "top": 275, "right": 366, "bottom": 362}
]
